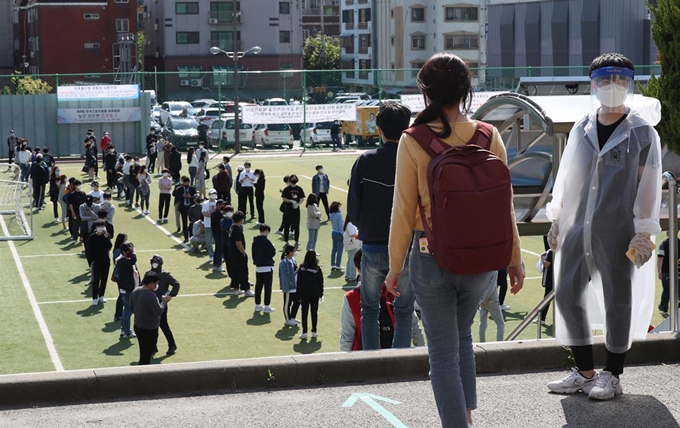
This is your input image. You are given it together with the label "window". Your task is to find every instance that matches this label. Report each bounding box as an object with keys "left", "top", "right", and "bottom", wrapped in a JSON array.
[
  {"left": 279, "top": 2, "right": 290, "bottom": 14},
  {"left": 84, "top": 42, "right": 100, "bottom": 49},
  {"left": 340, "top": 35, "right": 354, "bottom": 53},
  {"left": 358, "top": 7, "right": 371, "bottom": 26},
  {"left": 444, "top": 6, "right": 478, "bottom": 21},
  {"left": 115, "top": 0, "right": 129, "bottom": 3},
  {"left": 12, "top": 10, "right": 18, "bottom": 24},
  {"left": 210, "top": 2, "right": 240, "bottom": 22},
  {"left": 341, "top": 9, "right": 354, "bottom": 23},
  {"left": 116, "top": 19, "right": 130, "bottom": 32},
  {"left": 211, "top": 31, "right": 238, "bottom": 51},
  {"left": 411, "top": 62, "right": 424, "bottom": 77},
  {"left": 279, "top": 30, "right": 291, "bottom": 43},
  {"left": 445, "top": 34, "right": 479, "bottom": 50},
  {"left": 176, "top": 31, "right": 200, "bottom": 44},
  {"left": 176, "top": 2, "right": 199, "bottom": 14},
  {"left": 359, "top": 59, "right": 371, "bottom": 79},
  {"left": 411, "top": 35, "right": 425, "bottom": 50},
  {"left": 84, "top": 13, "right": 100, "bottom": 20},
  {"left": 411, "top": 7, "right": 424, "bottom": 22},
  {"left": 359, "top": 34, "right": 370, "bottom": 53}
]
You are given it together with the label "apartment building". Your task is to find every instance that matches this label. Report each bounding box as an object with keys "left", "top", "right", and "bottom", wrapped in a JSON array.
[
  {"left": 302, "top": 0, "right": 341, "bottom": 42},
  {"left": 12, "top": 0, "right": 138, "bottom": 75},
  {"left": 0, "top": 0, "right": 13, "bottom": 72},
  {"left": 339, "top": 0, "right": 375, "bottom": 87}
]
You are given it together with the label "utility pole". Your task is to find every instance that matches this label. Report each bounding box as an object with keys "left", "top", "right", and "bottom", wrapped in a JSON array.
[{"left": 233, "top": 1, "right": 241, "bottom": 154}]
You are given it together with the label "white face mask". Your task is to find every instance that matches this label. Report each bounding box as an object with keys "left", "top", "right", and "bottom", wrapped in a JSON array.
[
  {"left": 76, "top": 185, "right": 82, "bottom": 191},
  {"left": 151, "top": 263, "right": 159, "bottom": 269},
  {"left": 134, "top": 161, "right": 139, "bottom": 166},
  {"left": 163, "top": 173, "right": 169, "bottom": 178},
  {"left": 226, "top": 212, "right": 234, "bottom": 218},
  {"left": 245, "top": 168, "right": 251, "bottom": 173},
  {"left": 95, "top": 227, "right": 105, "bottom": 235},
  {"left": 153, "top": 283, "right": 159, "bottom": 292},
  {"left": 596, "top": 85, "right": 628, "bottom": 108},
  {"left": 318, "top": 169, "right": 323, "bottom": 174},
  {"left": 210, "top": 194, "right": 217, "bottom": 200}
]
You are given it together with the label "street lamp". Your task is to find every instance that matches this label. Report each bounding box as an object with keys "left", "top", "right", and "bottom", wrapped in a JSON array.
[{"left": 210, "top": 44, "right": 261, "bottom": 154}]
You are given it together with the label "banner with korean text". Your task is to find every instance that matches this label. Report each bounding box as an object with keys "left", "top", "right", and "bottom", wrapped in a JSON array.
[
  {"left": 242, "top": 103, "right": 357, "bottom": 124},
  {"left": 57, "top": 107, "right": 143, "bottom": 124},
  {"left": 57, "top": 84, "right": 140, "bottom": 101}
]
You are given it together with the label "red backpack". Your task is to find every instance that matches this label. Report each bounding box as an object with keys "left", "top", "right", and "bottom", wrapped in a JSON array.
[{"left": 403, "top": 121, "right": 514, "bottom": 275}]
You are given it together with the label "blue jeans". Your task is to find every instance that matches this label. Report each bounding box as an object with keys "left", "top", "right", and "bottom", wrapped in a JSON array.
[
  {"left": 205, "top": 228, "right": 214, "bottom": 258},
  {"left": 410, "top": 237, "right": 493, "bottom": 427},
  {"left": 126, "top": 183, "right": 137, "bottom": 204},
  {"left": 346, "top": 249, "right": 358, "bottom": 280},
  {"left": 307, "top": 228, "right": 319, "bottom": 251},
  {"left": 120, "top": 291, "right": 133, "bottom": 335},
  {"left": 189, "top": 166, "right": 197, "bottom": 186},
  {"left": 360, "top": 248, "right": 414, "bottom": 350},
  {"left": 331, "top": 134, "right": 342, "bottom": 150},
  {"left": 331, "top": 232, "right": 343, "bottom": 267}
]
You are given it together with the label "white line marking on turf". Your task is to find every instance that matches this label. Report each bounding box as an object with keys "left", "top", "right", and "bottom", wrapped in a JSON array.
[
  {"left": 522, "top": 248, "right": 542, "bottom": 258},
  {"left": 300, "top": 175, "right": 348, "bottom": 193},
  {"left": 20, "top": 248, "right": 181, "bottom": 259},
  {"left": 133, "top": 208, "right": 191, "bottom": 251},
  {"left": 0, "top": 217, "right": 64, "bottom": 372},
  {"left": 38, "top": 286, "right": 353, "bottom": 305}
]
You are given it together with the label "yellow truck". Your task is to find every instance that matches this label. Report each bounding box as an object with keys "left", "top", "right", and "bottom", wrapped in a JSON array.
[{"left": 342, "top": 105, "right": 380, "bottom": 146}]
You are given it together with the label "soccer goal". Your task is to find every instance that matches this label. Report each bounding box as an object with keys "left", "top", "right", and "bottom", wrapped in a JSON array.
[{"left": 0, "top": 164, "right": 34, "bottom": 241}]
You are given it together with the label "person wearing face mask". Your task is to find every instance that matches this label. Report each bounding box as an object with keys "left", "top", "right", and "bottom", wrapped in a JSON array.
[
  {"left": 311, "top": 165, "right": 330, "bottom": 219},
  {"left": 7, "top": 130, "right": 17, "bottom": 165},
  {"left": 104, "top": 146, "right": 119, "bottom": 190},
  {"left": 79, "top": 195, "right": 100, "bottom": 254},
  {"left": 115, "top": 242, "right": 139, "bottom": 339},
  {"left": 281, "top": 174, "right": 306, "bottom": 248},
  {"left": 220, "top": 205, "right": 235, "bottom": 281},
  {"left": 86, "top": 220, "right": 112, "bottom": 306},
  {"left": 49, "top": 167, "right": 63, "bottom": 222},
  {"left": 149, "top": 255, "right": 180, "bottom": 356},
  {"left": 128, "top": 157, "right": 141, "bottom": 208},
  {"left": 67, "top": 179, "right": 86, "bottom": 243},
  {"left": 251, "top": 168, "right": 266, "bottom": 226},
  {"left": 213, "top": 164, "right": 232, "bottom": 205},
  {"left": 130, "top": 271, "right": 169, "bottom": 365},
  {"left": 202, "top": 189, "right": 219, "bottom": 261},
  {"left": 56, "top": 173, "right": 68, "bottom": 229},
  {"left": 211, "top": 199, "right": 226, "bottom": 272},
  {"left": 88, "top": 180, "right": 103, "bottom": 204},
  {"left": 237, "top": 162, "right": 256, "bottom": 219},
  {"left": 545, "top": 53, "right": 662, "bottom": 401},
  {"left": 158, "top": 169, "right": 173, "bottom": 223},
  {"left": 101, "top": 192, "right": 116, "bottom": 224}
]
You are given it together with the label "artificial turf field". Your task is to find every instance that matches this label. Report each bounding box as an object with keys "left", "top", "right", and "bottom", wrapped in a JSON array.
[{"left": 0, "top": 150, "right": 671, "bottom": 375}]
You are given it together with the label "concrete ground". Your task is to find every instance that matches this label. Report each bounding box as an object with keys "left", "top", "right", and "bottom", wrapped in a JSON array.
[{"left": 2, "top": 364, "right": 679, "bottom": 428}]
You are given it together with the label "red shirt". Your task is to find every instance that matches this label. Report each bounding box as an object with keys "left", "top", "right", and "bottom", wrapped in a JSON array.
[{"left": 100, "top": 136, "right": 111, "bottom": 152}]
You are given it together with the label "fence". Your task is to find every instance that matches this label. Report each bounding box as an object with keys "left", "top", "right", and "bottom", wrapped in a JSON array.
[{"left": 0, "top": 65, "right": 662, "bottom": 157}]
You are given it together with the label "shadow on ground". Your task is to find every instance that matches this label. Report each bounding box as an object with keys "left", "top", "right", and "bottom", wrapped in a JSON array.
[{"left": 561, "top": 394, "right": 680, "bottom": 428}]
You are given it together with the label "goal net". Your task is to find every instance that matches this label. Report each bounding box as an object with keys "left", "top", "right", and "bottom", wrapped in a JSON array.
[{"left": 0, "top": 164, "right": 33, "bottom": 241}]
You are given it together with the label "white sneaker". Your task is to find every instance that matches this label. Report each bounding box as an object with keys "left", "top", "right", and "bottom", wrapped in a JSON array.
[
  {"left": 232, "top": 289, "right": 244, "bottom": 295},
  {"left": 588, "top": 371, "right": 623, "bottom": 400},
  {"left": 292, "top": 319, "right": 300, "bottom": 325},
  {"left": 98, "top": 296, "right": 107, "bottom": 303},
  {"left": 274, "top": 230, "right": 283, "bottom": 235},
  {"left": 285, "top": 319, "right": 296, "bottom": 326},
  {"left": 311, "top": 332, "right": 318, "bottom": 338},
  {"left": 54, "top": 217, "right": 59, "bottom": 222},
  {"left": 208, "top": 256, "right": 213, "bottom": 262},
  {"left": 254, "top": 304, "right": 264, "bottom": 311},
  {"left": 244, "top": 290, "right": 255, "bottom": 297},
  {"left": 91, "top": 299, "right": 98, "bottom": 306},
  {"left": 500, "top": 304, "right": 511, "bottom": 311},
  {"left": 547, "top": 367, "right": 598, "bottom": 394},
  {"left": 255, "top": 222, "right": 262, "bottom": 227},
  {"left": 299, "top": 333, "right": 308, "bottom": 340},
  {"left": 264, "top": 306, "right": 275, "bottom": 313},
  {"left": 531, "top": 319, "right": 546, "bottom": 325}
]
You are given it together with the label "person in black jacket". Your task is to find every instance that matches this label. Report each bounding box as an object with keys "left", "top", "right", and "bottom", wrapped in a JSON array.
[
  {"left": 252, "top": 224, "right": 276, "bottom": 313},
  {"left": 87, "top": 220, "right": 112, "bottom": 307},
  {"left": 91, "top": 209, "right": 114, "bottom": 237},
  {"left": 68, "top": 180, "right": 87, "bottom": 244},
  {"left": 346, "top": 101, "right": 413, "bottom": 351},
  {"left": 229, "top": 211, "right": 252, "bottom": 295},
  {"left": 254, "top": 169, "right": 266, "bottom": 226},
  {"left": 172, "top": 177, "right": 196, "bottom": 241},
  {"left": 104, "top": 147, "right": 118, "bottom": 190},
  {"left": 29, "top": 153, "right": 48, "bottom": 210},
  {"left": 169, "top": 145, "right": 182, "bottom": 183},
  {"left": 296, "top": 250, "right": 324, "bottom": 339},
  {"left": 115, "top": 242, "right": 139, "bottom": 339},
  {"left": 211, "top": 199, "right": 226, "bottom": 272},
  {"left": 149, "top": 254, "right": 180, "bottom": 356}
]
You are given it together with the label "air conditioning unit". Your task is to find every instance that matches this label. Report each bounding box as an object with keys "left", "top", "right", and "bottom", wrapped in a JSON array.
[
  {"left": 190, "top": 78, "right": 203, "bottom": 87},
  {"left": 180, "top": 79, "right": 191, "bottom": 86},
  {"left": 30, "top": 51, "right": 35, "bottom": 58},
  {"left": 209, "top": 18, "right": 219, "bottom": 24}
]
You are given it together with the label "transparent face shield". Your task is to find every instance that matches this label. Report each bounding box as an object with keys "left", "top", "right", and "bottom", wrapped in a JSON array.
[{"left": 590, "top": 66, "right": 635, "bottom": 111}]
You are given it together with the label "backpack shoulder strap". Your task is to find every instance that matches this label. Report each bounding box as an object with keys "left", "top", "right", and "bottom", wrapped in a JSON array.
[
  {"left": 403, "top": 124, "right": 449, "bottom": 158},
  {"left": 468, "top": 121, "right": 494, "bottom": 150}
]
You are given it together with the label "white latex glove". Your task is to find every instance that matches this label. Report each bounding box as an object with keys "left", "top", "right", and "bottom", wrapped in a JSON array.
[
  {"left": 547, "top": 222, "right": 559, "bottom": 251},
  {"left": 627, "top": 233, "right": 654, "bottom": 269},
  {"left": 292, "top": 201, "right": 299, "bottom": 209}
]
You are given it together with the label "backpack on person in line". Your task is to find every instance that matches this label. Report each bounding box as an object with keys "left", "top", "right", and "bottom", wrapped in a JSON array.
[{"left": 402, "top": 121, "right": 513, "bottom": 275}]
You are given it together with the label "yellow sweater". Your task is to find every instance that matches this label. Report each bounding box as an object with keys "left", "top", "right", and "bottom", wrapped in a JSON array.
[{"left": 388, "top": 120, "right": 523, "bottom": 273}]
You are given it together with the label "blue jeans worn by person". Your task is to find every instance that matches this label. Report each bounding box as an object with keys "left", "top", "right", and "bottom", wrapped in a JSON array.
[
  {"left": 410, "top": 234, "right": 493, "bottom": 427},
  {"left": 204, "top": 227, "right": 214, "bottom": 258},
  {"left": 346, "top": 249, "right": 358, "bottom": 280},
  {"left": 120, "top": 291, "right": 133, "bottom": 335},
  {"left": 331, "top": 134, "right": 342, "bottom": 150},
  {"left": 213, "top": 230, "right": 222, "bottom": 268},
  {"left": 126, "top": 183, "right": 137, "bottom": 206},
  {"left": 307, "top": 228, "right": 319, "bottom": 251},
  {"left": 360, "top": 246, "right": 414, "bottom": 350},
  {"left": 331, "top": 232, "right": 343, "bottom": 267},
  {"left": 189, "top": 166, "right": 197, "bottom": 186}
]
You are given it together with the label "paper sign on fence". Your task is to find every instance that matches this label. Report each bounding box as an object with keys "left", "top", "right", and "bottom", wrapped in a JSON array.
[{"left": 242, "top": 103, "right": 357, "bottom": 124}]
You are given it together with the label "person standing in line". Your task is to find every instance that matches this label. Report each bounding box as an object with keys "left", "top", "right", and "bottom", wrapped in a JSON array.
[
  {"left": 211, "top": 199, "right": 226, "bottom": 272},
  {"left": 145, "top": 130, "right": 157, "bottom": 173},
  {"left": 42, "top": 147, "right": 54, "bottom": 174},
  {"left": 163, "top": 142, "right": 173, "bottom": 178},
  {"left": 100, "top": 131, "right": 112, "bottom": 158},
  {"left": 18, "top": 143, "right": 31, "bottom": 181},
  {"left": 311, "top": 165, "right": 330, "bottom": 219},
  {"left": 156, "top": 137, "right": 166, "bottom": 174},
  {"left": 535, "top": 236, "right": 554, "bottom": 325},
  {"left": 343, "top": 219, "right": 361, "bottom": 281},
  {"left": 330, "top": 120, "right": 343, "bottom": 152},
  {"left": 329, "top": 201, "right": 344, "bottom": 270},
  {"left": 238, "top": 162, "right": 256, "bottom": 219},
  {"left": 214, "top": 164, "right": 232, "bottom": 205},
  {"left": 187, "top": 148, "right": 198, "bottom": 187},
  {"left": 478, "top": 271, "right": 505, "bottom": 342},
  {"left": 79, "top": 195, "right": 100, "bottom": 255},
  {"left": 275, "top": 175, "right": 291, "bottom": 236},
  {"left": 497, "top": 269, "right": 510, "bottom": 311},
  {"left": 281, "top": 174, "right": 306, "bottom": 248},
  {"left": 149, "top": 255, "right": 180, "bottom": 356},
  {"left": 112, "top": 233, "right": 127, "bottom": 322},
  {"left": 68, "top": 180, "right": 87, "bottom": 244},
  {"left": 87, "top": 220, "right": 112, "bottom": 306},
  {"left": 220, "top": 155, "right": 233, "bottom": 180},
  {"left": 49, "top": 167, "right": 62, "bottom": 222},
  {"left": 91, "top": 210, "right": 114, "bottom": 243},
  {"left": 29, "top": 153, "right": 48, "bottom": 210},
  {"left": 229, "top": 211, "right": 254, "bottom": 296},
  {"left": 234, "top": 165, "right": 244, "bottom": 200},
  {"left": 306, "top": 194, "right": 322, "bottom": 252},
  {"left": 188, "top": 194, "right": 203, "bottom": 237},
  {"left": 254, "top": 168, "right": 266, "bottom": 226},
  {"left": 115, "top": 241, "right": 139, "bottom": 339},
  {"left": 130, "top": 271, "right": 169, "bottom": 365},
  {"left": 7, "top": 130, "right": 17, "bottom": 165},
  {"left": 657, "top": 231, "right": 680, "bottom": 317},
  {"left": 129, "top": 157, "right": 142, "bottom": 208},
  {"left": 203, "top": 189, "right": 218, "bottom": 262},
  {"left": 279, "top": 243, "right": 299, "bottom": 326},
  {"left": 56, "top": 172, "right": 68, "bottom": 230},
  {"left": 104, "top": 146, "right": 119, "bottom": 191},
  {"left": 158, "top": 169, "right": 173, "bottom": 223},
  {"left": 88, "top": 180, "right": 104, "bottom": 204},
  {"left": 196, "top": 150, "right": 207, "bottom": 199},
  {"left": 221, "top": 205, "right": 235, "bottom": 282},
  {"left": 252, "top": 224, "right": 277, "bottom": 313},
  {"left": 173, "top": 177, "right": 196, "bottom": 242},
  {"left": 296, "top": 250, "right": 324, "bottom": 339},
  {"left": 168, "top": 145, "right": 182, "bottom": 184}
]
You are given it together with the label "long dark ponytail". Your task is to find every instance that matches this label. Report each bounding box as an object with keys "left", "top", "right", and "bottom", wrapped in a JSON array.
[{"left": 412, "top": 53, "right": 474, "bottom": 139}]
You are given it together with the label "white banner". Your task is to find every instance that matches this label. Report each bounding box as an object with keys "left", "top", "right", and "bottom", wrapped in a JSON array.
[
  {"left": 401, "top": 92, "right": 507, "bottom": 116},
  {"left": 242, "top": 103, "right": 357, "bottom": 124},
  {"left": 57, "top": 107, "right": 143, "bottom": 124},
  {"left": 57, "top": 84, "right": 139, "bottom": 101}
]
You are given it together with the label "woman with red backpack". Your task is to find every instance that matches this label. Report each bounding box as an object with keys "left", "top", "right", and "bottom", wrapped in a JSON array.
[{"left": 384, "top": 53, "right": 525, "bottom": 428}]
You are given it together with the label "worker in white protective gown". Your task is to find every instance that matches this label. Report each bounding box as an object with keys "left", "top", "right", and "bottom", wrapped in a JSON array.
[{"left": 544, "top": 53, "right": 662, "bottom": 401}]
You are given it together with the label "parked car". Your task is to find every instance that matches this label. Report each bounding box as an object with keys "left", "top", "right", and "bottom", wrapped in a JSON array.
[
  {"left": 161, "top": 117, "right": 200, "bottom": 150},
  {"left": 255, "top": 123, "right": 294, "bottom": 149},
  {"left": 159, "top": 101, "right": 192, "bottom": 125},
  {"left": 151, "top": 105, "right": 162, "bottom": 123},
  {"left": 187, "top": 107, "right": 203, "bottom": 118},
  {"left": 262, "top": 98, "right": 288, "bottom": 106},
  {"left": 191, "top": 99, "right": 217, "bottom": 108},
  {"left": 208, "top": 115, "right": 256, "bottom": 149},
  {"left": 195, "top": 108, "right": 223, "bottom": 128},
  {"left": 149, "top": 117, "right": 161, "bottom": 134},
  {"left": 303, "top": 121, "right": 335, "bottom": 146},
  {"left": 207, "top": 102, "right": 236, "bottom": 114}
]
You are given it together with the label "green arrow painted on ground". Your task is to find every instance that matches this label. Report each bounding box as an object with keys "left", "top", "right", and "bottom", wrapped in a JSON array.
[{"left": 342, "top": 393, "right": 407, "bottom": 428}]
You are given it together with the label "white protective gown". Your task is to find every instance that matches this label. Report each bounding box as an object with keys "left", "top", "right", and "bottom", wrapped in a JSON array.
[{"left": 546, "top": 97, "right": 662, "bottom": 354}]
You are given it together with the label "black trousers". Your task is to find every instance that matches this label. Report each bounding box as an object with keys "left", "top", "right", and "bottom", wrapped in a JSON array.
[
  {"left": 8, "top": 150, "right": 14, "bottom": 164},
  {"left": 178, "top": 205, "right": 190, "bottom": 240},
  {"left": 91, "top": 260, "right": 110, "bottom": 299},
  {"left": 256, "top": 195, "right": 265, "bottom": 223},
  {"left": 159, "top": 193, "right": 171, "bottom": 219},
  {"left": 159, "top": 305, "right": 176, "bottom": 348},
  {"left": 134, "top": 326, "right": 159, "bottom": 365},
  {"left": 238, "top": 187, "right": 254, "bottom": 217},
  {"left": 571, "top": 345, "right": 627, "bottom": 377},
  {"left": 255, "top": 271, "right": 273, "bottom": 306},
  {"left": 300, "top": 297, "right": 319, "bottom": 333},
  {"left": 283, "top": 207, "right": 301, "bottom": 243},
  {"left": 32, "top": 182, "right": 44, "bottom": 208},
  {"left": 223, "top": 243, "right": 232, "bottom": 279},
  {"left": 171, "top": 170, "right": 180, "bottom": 183},
  {"left": 318, "top": 192, "right": 329, "bottom": 217},
  {"left": 218, "top": 190, "right": 231, "bottom": 205},
  {"left": 283, "top": 292, "right": 300, "bottom": 321},
  {"left": 148, "top": 153, "right": 157, "bottom": 172},
  {"left": 230, "top": 254, "right": 250, "bottom": 290},
  {"left": 540, "top": 275, "right": 554, "bottom": 322},
  {"left": 106, "top": 170, "right": 117, "bottom": 189},
  {"left": 497, "top": 269, "right": 508, "bottom": 305}
]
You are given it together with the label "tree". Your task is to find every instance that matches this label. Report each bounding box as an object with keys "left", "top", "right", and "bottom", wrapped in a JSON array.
[
  {"left": 303, "top": 34, "right": 340, "bottom": 70},
  {"left": 0, "top": 72, "right": 53, "bottom": 95},
  {"left": 643, "top": 0, "right": 680, "bottom": 153},
  {"left": 137, "top": 31, "right": 145, "bottom": 70}
]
